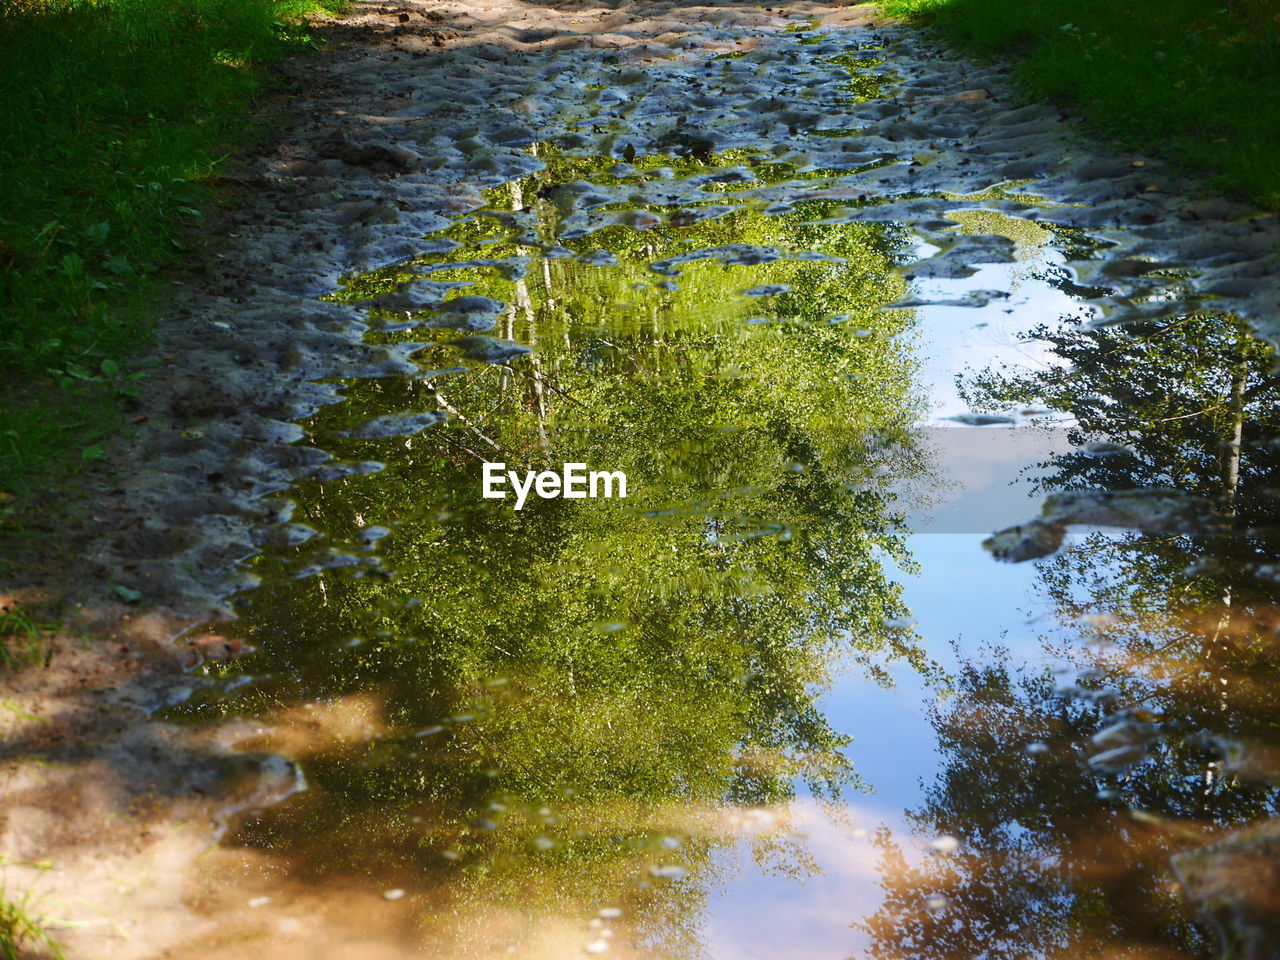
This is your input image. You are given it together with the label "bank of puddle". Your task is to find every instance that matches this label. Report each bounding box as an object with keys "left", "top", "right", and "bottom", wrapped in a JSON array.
[{"left": 166, "top": 123, "right": 1280, "bottom": 957}]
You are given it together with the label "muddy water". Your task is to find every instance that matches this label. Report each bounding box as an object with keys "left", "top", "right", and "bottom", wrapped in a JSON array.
[{"left": 140, "top": 13, "right": 1280, "bottom": 960}]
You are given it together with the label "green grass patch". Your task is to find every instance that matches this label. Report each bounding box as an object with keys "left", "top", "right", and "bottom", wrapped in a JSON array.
[
  {"left": 0, "top": 886, "right": 65, "bottom": 960},
  {"left": 0, "top": 0, "right": 344, "bottom": 498},
  {"left": 883, "top": 0, "right": 1280, "bottom": 208},
  {"left": 0, "top": 602, "right": 53, "bottom": 669}
]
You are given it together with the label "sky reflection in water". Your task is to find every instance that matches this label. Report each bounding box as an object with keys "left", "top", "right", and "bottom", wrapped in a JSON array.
[{"left": 170, "top": 148, "right": 1280, "bottom": 960}]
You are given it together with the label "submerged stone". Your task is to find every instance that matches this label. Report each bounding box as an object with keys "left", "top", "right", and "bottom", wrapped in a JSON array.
[
  {"left": 983, "top": 521, "right": 1066, "bottom": 563},
  {"left": 1082, "top": 440, "right": 1136, "bottom": 457},
  {"left": 986, "top": 489, "right": 1224, "bottom": 562},
  {"left": 742, "top": 284, "right": 792, "bottom": 297},
  {"left": 344, "top": 411, "right": 446, "bottom": 439},
  {"left": 1086, "top": 744, "right": 1148, "bottom": 773},
  {"left": 1041, "top": 489, "right": 1223, "bottom": 535},
  {"left": 1172, "top": 818, "right": 1280, "bottom": 960},
  {"left": 429, "top": 295, "right": 507, "bottom": 331},
  {"left": 449, "top": 336, "right": 532, "bottom": 364},
  {"left": 929, "top": 835, "right": 960, "bottom": 854},
  {"left": 945, "top": 413, "right": 1016, "bottom": 426}
]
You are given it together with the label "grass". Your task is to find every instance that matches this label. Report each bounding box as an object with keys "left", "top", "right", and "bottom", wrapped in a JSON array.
[
  {"left": 0, "top": 603, "right": 51, "bottom": 669},
  {"left": 0, "top": 888, "right": 65, "bottom": 960},
  {"left": 882, "top": 0, "right": 1280, "bottom": 209},
  {"left": 0, "top": 0, "right": 345, "bottom": 501}
]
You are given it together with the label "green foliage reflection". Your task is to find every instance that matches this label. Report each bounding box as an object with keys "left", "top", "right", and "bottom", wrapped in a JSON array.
[{"left": 175, "top": 152, "right": 937, "bottom": 956}]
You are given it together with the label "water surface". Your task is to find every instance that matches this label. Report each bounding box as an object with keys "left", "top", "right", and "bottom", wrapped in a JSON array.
[{"left": 168, "top": 41, "right": 1280, "bottom": 960}]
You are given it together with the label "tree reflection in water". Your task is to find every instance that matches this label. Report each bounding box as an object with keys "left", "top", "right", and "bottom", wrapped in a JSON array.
[
  {"left": 864, "top": 312, "right": 1280, "bottom": 960},
  {"left": 171, "top": 152, "right": 943, "bottom": 958}
]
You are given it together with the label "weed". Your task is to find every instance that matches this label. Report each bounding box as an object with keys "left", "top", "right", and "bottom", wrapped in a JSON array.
[
  {"left": 0, "top": 604, "right": 51, "bottom": 670},
  {"left": 0, "top": 0, "right": 346, "bottom": 497},
  {"left": 883, "top": 0, "right": 1280, "bottom": 209},
  {"left": 0, "top": 888, "right": 65, "bottom": 960}
]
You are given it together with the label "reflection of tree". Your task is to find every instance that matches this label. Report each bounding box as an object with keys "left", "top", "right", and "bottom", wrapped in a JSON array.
[
  {"left": 960, "top": 309, "right": 1280, "bottom": 667},
  {"left": 861, "top": 651, "right": 1224, "bottom": 960},
  {"left": 171, "top": 154, "right": 937, "bottom": 958},
  {"left": 863, "top": 312, "right": 1280, "bottom": 959},
  {"left": 961, "top": 311, "right": 1280, "bottom": 515}
]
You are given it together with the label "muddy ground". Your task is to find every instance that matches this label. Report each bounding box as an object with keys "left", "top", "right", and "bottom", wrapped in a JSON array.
[{"left": 4, "top": 0, "right": 1280, "bottom": 956}]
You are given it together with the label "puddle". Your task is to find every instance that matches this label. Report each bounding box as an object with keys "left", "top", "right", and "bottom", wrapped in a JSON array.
[
  {"left": 34, "top": 4, "right": 1280, "bottom": 958},
  {"left": 168, "top": 132, "right": 1280, "bottom": 954}
]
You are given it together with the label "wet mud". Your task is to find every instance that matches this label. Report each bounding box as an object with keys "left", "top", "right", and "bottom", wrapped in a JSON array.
[
  {"left": 13, "top": 0, "right": 1276, "bottom": 619},
  {"left": 6, "top": 1, "right": 1280, "bottom": 958}
]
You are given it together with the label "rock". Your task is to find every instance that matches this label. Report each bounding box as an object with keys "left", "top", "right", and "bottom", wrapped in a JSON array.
[
  {"left": 578, "top": 250, "right": 619, "bottom": 267},
  {"left": 946, "top": 413, "right": 1016, "bottom": 426},
  {"left": 1172, "top": 818, "right": 1280, "bottom": 960},
  {"left": 319, "top": 136, "right": 423, "bottom": 174},
  {"left": 653, "top": 127, "right": 717, "bottom": 161},
  {"left": 449, "top": 336, "right": 531, "bottom": 364},
  {"left": 344, "top": 411, "right": 446, "bottom": 439},
  {"left": 428, "top": 295, "right": 506, "bottom": 331},
  {"left": 985, "top": 489, "right": 1224, "bottom": 562},
  {"left": 1086, "top": 743, "right": 1148, "bottom": 773},
  {"left": 1041, "top": 489, "right": 1222, "bottom": 535},
  {"left": 741, "top": 284, "right": 791, "bottom": 297},
  {"left": 1082, "top": 441, "right": 1135, "bottom": 457},
  {"left": 1213, "top": 737, "right": 1280, "bottom": 784},
  {"left": 365, "top": 280, "right": 457, "bottom": 314},
  {"left": 983, "top": 520, "right": 1065, "bottom": 563},
  {"left": 922, "top": 88, "right": 991, "bottom": 104}
]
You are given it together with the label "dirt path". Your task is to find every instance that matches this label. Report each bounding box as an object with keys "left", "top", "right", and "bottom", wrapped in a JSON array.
[
  {"left": 5, "top": 1, "right": 1280, "bottom": 956},
  {"left": 11, "top": 0, "right": 1280, "bottom": 620}
]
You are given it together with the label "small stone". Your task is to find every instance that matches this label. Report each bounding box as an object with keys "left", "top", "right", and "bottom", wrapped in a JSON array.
[
  {"left": 648, "top": 864, "right": 687, "bottom": 880},
  {"left": 945, "top": 413, "right": 1016, "bottom": 426},
  {"left": 929, "top": 835, "right": 960, "bottom": 854},
  {"left": 1173, "top": 818, "right": 1280, "bottom": 958}
]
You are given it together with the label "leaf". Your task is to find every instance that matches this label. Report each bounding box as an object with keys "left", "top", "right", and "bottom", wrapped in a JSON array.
[
  {"left": 104, "top": 255, "right": 133, "bottom": 276},
  {"left": 81, "top": 443, "right": 104, "bottom": 460},
  {"left": 112, "top": 585, "right": 143, "bottom": 604},
  {"left": 100, "top": 358, "right": 119, "bottom": 378},
  {"left": 60, "top": 252, "right": 85, "bottom": 278}
]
